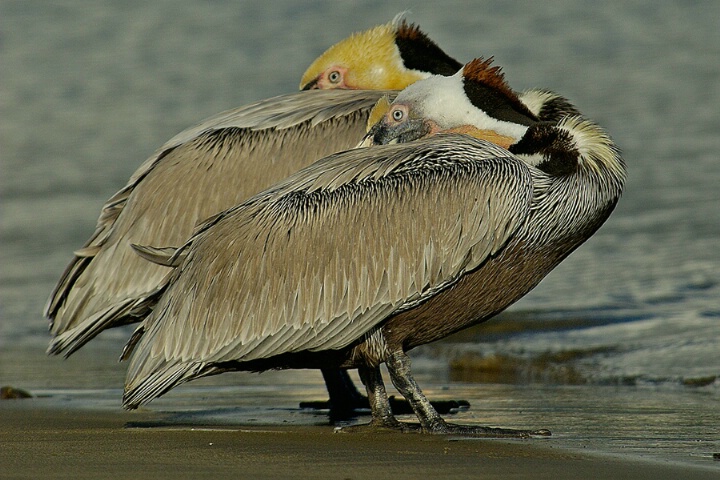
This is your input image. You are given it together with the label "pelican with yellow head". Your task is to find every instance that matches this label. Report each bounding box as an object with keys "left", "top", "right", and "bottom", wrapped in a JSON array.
[
  {"left": 300, "top": 18, "right": 460, "bottom": 90},
  {"left": 46, "top": 18, "right": 463, "bottom": 419}
]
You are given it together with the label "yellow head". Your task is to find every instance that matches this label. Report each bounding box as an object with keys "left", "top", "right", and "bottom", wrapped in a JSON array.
[{"left": 300, "top": 19, "right": 460, "bottom": 91}]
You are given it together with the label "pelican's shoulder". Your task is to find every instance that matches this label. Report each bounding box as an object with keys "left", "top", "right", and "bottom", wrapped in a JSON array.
[
  {"left": 113, "top": 89, "right": 392, "bottom": 203},
  {"left": 286, "top": 134, "right": 533, "bottom": 197},
  {"left": 183, "top": 134, "right": 535, "bottom": 250},
  {"left": 157, "top": 90, "right": 394, "bottom": 153}
]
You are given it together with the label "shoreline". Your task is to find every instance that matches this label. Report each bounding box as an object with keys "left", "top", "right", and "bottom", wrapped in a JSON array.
[{"left": 3, "top": 399, "right": 718, "bottom": 479}]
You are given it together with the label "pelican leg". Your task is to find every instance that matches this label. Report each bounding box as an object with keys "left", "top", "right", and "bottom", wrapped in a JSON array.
[
  {"left": 324, "top": 369, "right": 366, "bottom": 404},
  {"left": 335, "top": 365, "right": 417, "bottom": 432},
  {"left": 299, "top": 368, "right": 469, "bottom": 421},
  {"left": 325, "top": 369, "right": 368, "bottom": 421},
  {"left": 357, "top": 365, "right": 402, "bottom": 428},
  {"left": 386, "top": 350, "right": 551, "bottom": 438},
  {"left": 299, "top": 369, "right": 367, "bottom": 419}
]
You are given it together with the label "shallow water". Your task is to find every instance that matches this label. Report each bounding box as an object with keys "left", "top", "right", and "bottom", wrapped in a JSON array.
[{"left": 1, "top": 0, "right": 719, "bottom": 470}]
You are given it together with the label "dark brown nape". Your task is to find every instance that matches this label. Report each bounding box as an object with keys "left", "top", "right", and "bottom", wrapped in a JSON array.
[
  {"left": 509, "top": 123, "right": 579, "bottom": 176},
  {"left": 461, "top": 57, "right": 539, "bottom": 127},
  {"left": 533, "top": 90, "right": 583, "bottom": 122},
  {"left": 394, "top": 20, "right": 462, "bottom": 76}
]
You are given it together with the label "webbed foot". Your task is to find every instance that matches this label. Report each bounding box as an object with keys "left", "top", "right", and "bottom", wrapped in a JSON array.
[
  {"left": 427, "top": 421, "right": 551, "bottom": 438},
  {"left": 335, "top": 417, "right": 423, "bottom": 434}
]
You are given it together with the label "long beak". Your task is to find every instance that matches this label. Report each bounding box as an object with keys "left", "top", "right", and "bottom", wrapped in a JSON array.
[
  {"left": 355, "top": 133, "right": 375, "bottom": 149},
  {"left": 360, "top": 119, "right": 431, "bottom": 149},
  {"left": 301, "top": 77, "right": 319, "bottom": 90},
  {"left": 383, "top": 119, "right": 430, "bottom": 145}
]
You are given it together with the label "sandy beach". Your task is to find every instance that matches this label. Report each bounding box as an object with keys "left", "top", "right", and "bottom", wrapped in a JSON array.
[
  {"left": 2, "top": 342, "right": 719, "bottom": 478},
  {"left": 1, "top": 396, "right": 718, "bottom": 480}
]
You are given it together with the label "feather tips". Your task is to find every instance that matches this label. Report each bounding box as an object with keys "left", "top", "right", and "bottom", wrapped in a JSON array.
[
  {"left": 46, "top": 90, "right": 387, "bottom": 356},
  {"left": 123, "top": 136, "right": 532, "bottom": 406}
]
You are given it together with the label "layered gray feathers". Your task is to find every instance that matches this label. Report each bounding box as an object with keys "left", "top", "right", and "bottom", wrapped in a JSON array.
[
  {"left": 46, "top": 90, "right": 393, "bottom": 356},
  {"left": 122, "top": 136, "right": 533, "bottom": 408}
]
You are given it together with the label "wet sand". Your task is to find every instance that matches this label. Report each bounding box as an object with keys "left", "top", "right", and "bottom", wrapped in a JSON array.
[
  {"left": 2, "top": 399, "right": 718, "bottom": 480},
  {"left": 2, "top": 343, "right": 719, "bottom": 478}
]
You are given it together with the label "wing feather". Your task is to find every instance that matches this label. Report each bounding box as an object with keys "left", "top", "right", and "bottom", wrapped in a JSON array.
[
  {"left": 124, "top": 136, "right": 533, "bottom": 404},
  {"left": 46, "top": 90, "right": 390, "bottom": 355}
]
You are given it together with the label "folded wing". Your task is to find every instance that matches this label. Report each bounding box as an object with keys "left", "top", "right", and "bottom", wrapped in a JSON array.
[
  {"left": 123, "top": 135, "right": 534, "bottom": 407},
  {"left": 46, "top": 90, "right": 391, "bottom": 356}
]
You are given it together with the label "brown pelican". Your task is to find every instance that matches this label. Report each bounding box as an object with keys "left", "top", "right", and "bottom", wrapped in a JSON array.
[
  {"left": 44, "top": 19, "right": 463, "bottom": 418},
  {"left": 121, "top": 58, "right": 626, "bottom": 436}
]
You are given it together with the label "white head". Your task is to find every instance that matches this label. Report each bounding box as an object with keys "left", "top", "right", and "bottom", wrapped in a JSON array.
[
  {"left": 363, "top": 58, "right": 539, "bottom": 148},
  {"left": 363, "top": 58, "right": 625, "bottom": 182}
]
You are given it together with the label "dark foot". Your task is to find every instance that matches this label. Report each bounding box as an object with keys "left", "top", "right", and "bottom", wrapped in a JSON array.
[
  {"left": 335, "top": 418, "right": 423, "bottom": 434},
  {"left": 428, "top": 422, "right": 551, "bottom": 438},
  {"left": 381, "top": 351, "right": 550, "bottom": 439},
  {"left": 336, "top": 420, "right": 550, "bottom": 438}
]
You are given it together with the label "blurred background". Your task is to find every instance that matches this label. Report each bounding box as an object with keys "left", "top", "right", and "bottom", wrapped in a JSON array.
[{"left": 1, "top": 0, "right": 718, "bottom": 462}]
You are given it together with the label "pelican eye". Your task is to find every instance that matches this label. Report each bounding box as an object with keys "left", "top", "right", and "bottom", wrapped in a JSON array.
[
  {"left": 392, "top": 108, "right": 404, "bottom": 122},
  {"left": 328, "top": 70, "right": 341, "bottom": 83}
]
